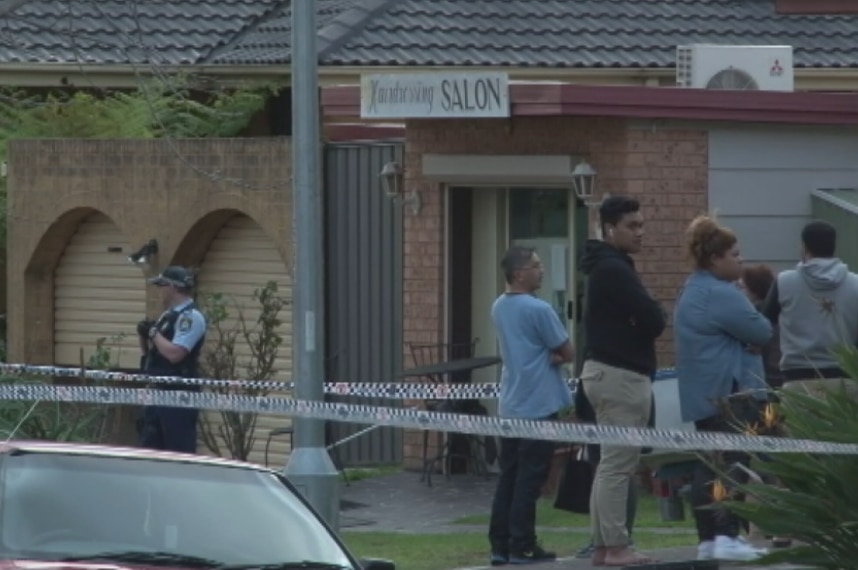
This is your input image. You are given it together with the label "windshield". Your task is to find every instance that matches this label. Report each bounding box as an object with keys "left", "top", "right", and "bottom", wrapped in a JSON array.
[{"left": 0, "top": 452, "right": 354, "bottom": 568}]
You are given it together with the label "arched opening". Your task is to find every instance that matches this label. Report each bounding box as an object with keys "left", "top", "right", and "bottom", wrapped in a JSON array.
[
  {"left": 179, "top": 211, "right": 292, "bottom": 465},
  {"left": 13, "top": 209, "right": 144, "bottom": 447},
  {"left": 16, "top": 208, "right": 144, "bottom": 368},
  {"left": 52, "top": 212, "right": 146, "bottom": 369}
]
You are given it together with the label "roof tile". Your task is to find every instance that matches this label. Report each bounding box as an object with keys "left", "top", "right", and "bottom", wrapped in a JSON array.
[
  {"left": 209, "top": 0, "right": 359, "bottom": 65},
  {"left": 0, "top": 0, "right": 358, "bottom": 66},
  {"left": 319, "top": 0, "right": 858, "bottom": 68},
  {"left": 0, "top": 0, "right": 856, "bottom": 70}
]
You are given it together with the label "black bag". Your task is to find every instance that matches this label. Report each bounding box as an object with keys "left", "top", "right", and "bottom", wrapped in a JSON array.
[
  {"left": 573, "top": 378, "right": 596, "bottom": 423},
  {"left": 553, "top": 446, "right": 595, "bottom": 514}
]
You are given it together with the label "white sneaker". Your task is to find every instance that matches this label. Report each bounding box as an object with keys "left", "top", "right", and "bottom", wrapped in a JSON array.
[
  {"left": 697, "top": 540, "right": 715, "bottom": 560},
  {"left": 713, "top": 535, "right": 768, "bottom": 561}
]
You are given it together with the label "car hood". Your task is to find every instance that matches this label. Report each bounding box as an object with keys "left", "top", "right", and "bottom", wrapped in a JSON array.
[{"left": 2, "top": 560, "right": 198, "bottom": 570}]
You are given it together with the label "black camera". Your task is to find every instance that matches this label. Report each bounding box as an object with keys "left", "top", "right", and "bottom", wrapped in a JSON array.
[{"left": 137, "top": 319, "right": 156, "bottom": 338}]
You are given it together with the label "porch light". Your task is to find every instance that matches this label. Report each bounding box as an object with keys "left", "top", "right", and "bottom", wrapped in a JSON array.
[
  {"left": 571, "top": 160, "right": 599, "bottom": 206},
  {"left": 380, "top": 161, "right": 421, "bottom": 215}
]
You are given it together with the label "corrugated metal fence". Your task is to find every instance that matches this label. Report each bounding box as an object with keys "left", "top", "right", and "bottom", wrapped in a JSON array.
[{"left": 323, "top": 141, "right": 404, "bottom": 466}]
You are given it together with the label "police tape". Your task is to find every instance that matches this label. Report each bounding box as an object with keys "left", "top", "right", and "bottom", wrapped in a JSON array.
[
  {"left": 3, "top": 380, "right": 858, "bottom": 456},
  {"left": 0, "top": 363, "right": 677, "bottom": 400}
]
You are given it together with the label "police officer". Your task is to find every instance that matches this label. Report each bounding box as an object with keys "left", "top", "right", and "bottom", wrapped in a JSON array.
[{"left": 136, "top": 265, "right": 207, "bottom": 453}]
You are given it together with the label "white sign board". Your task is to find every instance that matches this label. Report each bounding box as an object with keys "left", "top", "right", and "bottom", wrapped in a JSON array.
[{"left": 360, "top": 72, "right": 510, "bottom": 119}]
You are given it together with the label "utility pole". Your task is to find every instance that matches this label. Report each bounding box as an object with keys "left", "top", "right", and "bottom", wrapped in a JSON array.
[{"left": 284, "top": 0, "right": 340, "bottom": 532}]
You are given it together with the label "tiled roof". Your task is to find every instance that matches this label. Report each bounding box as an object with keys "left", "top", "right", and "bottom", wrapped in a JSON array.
[
  {"left": 317, "top": 0, "right": 858, "bottom": 69},
  {"left": 0, "top": 0, "right": 856, "bottom": 69},
  {"left": 0, "top": 0, "right": 358, "bottom": 66},
  {"left": 208, "top": 0, "right": 361, "bottom": 65}
]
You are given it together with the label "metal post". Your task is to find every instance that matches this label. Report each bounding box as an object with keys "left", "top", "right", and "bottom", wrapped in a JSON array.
[{"left": 284, "top": 0, "right": 340, "bottom": 532}]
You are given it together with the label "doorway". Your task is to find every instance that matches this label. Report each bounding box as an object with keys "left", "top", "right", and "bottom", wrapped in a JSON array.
[{"left": 446, "top": 187, "right": 589, "bottom": 406}]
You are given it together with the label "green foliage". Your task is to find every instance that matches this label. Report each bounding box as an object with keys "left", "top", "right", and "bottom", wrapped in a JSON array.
[
  {"left": 0, "top": 332, "right": 126, "bottom": 444},
  {"left": 0, "top": 376, "right": 109, "bottom": 442},
  {"left": 723, "top": 344, "right": 858, "bottom": 568},
  {"left": 86, "top": 332, "right": 128, "bottom": 370},
  {"left": 0, "top": 77, "right": 278, "bottom": 251},
  {"left": 0, "top": 79, "right": 272, "bottom": 142},
  {"left": 197, "top": 280, "right": 289, "bottom": 461}
]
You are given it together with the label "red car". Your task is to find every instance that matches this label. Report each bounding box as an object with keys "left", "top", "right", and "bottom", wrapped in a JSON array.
[{"left": 0, "top": 441, "right": 393, "bottom": 570}]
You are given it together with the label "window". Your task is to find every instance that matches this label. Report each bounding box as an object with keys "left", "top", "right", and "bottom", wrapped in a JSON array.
[
  {"left": 508, "top": 188, "right": 569, "bottom": 240},
  {"left": 0, "top": 452, "right": 354, "bottom": 568}
]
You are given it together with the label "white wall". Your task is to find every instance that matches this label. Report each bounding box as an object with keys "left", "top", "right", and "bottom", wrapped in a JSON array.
[{"left": 708, "top": 125, "right": 858, "bottom": 272}]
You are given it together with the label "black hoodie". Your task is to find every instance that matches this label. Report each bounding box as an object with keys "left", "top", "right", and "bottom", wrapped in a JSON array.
[{"left": 579, "top": 239, "right": 666, "bottom": 377}]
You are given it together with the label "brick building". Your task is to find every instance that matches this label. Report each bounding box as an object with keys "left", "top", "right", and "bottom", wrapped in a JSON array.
[
  {"left": 323, "top": 81, "right": 858, "bottom": 467},
  {"left": 4, "top": 0, "right": 858, "bottom": 474},
  {"left": 6, "top": 138, "right": 295, "bottom": 465}
]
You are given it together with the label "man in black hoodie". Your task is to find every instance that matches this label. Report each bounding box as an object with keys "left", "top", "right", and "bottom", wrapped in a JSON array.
[{"left": 579, "top": 195, "right": 666, "bottom": 567}]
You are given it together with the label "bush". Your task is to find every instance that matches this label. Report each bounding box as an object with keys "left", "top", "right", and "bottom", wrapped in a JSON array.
[
  {"left": 196, "top": 280, "right": 289, "bottom": 462},
  {"left": 722, "top": 345, "right": 858, "bottom": 568},
  {"left": 0, "top": 376, "right": 111, "bottom": 442}
]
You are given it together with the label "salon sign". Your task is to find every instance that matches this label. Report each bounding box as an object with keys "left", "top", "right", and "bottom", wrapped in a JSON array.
[{"left": 360, "top": 71, "right": 510, "bottom": 119}]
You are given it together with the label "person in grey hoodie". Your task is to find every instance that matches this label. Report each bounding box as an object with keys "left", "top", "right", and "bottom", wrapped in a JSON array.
[{"left": 761, "top": 220, "right": 858, "bottom": 395}]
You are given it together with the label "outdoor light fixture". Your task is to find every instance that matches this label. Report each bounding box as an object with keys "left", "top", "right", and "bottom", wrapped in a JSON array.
[
  {"left": 128, "top": 239, "right": 159, "bottom": 266},
  {"left": 571, "top": 160, "right": 600, "bottom": 207},
  {"left": 380, "top": 161, "right": 421, "bottom": 215}
]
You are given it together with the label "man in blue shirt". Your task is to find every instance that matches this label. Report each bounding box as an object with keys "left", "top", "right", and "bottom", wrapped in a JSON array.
[
  {"left": 488, "top": 246, "right": 574, "bottom": 566},
  {"left": 137, "top": 266, "right": 208, "bottom": 454}
]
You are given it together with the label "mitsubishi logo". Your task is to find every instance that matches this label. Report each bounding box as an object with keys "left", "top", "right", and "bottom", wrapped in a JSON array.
[{"left": 770, "top": 59, "right": 785, "bottom": 77}]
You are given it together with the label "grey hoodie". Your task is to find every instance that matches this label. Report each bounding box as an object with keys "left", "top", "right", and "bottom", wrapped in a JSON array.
[{"left": 773, "top": 258, "right": 858, "bottom": 372}]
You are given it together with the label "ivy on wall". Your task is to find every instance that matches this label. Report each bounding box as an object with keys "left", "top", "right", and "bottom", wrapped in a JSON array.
[{"left": 0, "top": 77, "right": 282, "bottom": 250}]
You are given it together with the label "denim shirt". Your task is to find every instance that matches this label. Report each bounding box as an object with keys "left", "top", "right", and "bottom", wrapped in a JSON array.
[{"left": 674, "top": 270, "right": 773, "bottom": 423}]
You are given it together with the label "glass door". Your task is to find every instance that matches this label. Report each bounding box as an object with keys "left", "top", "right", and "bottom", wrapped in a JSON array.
[{"left": 507, "top": 188, "right": 576, "bottom": 346}]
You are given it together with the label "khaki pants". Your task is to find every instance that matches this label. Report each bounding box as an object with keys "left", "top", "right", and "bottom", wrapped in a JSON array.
[
  {"left": 781, "top": 377, "right": 858, "bottom": 399},
  {"left": 580, "top": 360, "right": 652, "bottom": 548}
]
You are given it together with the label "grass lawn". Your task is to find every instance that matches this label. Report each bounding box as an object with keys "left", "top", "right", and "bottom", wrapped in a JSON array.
[
  {"left": 342, "top": 464, "right": 402, "bottom": 483},
  {"left": 342, "top": 530, "right": 695, "bottom": 570},
  {"left": 341, "top": 494, "right": 696, "bottom": 570}
]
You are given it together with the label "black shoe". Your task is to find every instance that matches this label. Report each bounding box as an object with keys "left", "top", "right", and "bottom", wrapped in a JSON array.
[
  {"left": 490, "top": 552, "right": 508, "bottom": 566},
  {"left": 575, "top": 543, "right": 595, "bottom": 559},
  {"left": 509, "top": 544, "right": 556, "bottom": 565}
]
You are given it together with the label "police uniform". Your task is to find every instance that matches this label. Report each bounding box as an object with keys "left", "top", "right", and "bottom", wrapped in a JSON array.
[{"left": 138, "top": 267, "right": 207, "bottom": 453}]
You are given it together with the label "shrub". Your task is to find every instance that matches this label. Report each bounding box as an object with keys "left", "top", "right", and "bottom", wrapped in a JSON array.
[{"left": 722, "top": 345, "right": 858, "bottom": 568}]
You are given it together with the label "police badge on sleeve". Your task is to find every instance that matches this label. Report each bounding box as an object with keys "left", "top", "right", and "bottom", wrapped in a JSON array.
[{"left": 177, "top": 315, "right": 192, "bottom": 333}]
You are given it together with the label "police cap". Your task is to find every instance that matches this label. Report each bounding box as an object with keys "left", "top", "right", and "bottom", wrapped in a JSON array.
[{"left": 147, "top": 266, "right": 195, "bottom": 290}]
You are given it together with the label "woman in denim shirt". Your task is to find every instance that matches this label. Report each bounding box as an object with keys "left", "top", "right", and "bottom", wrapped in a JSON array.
[{"left": 674, "top": 215, "right": 773, "bottom": 563}]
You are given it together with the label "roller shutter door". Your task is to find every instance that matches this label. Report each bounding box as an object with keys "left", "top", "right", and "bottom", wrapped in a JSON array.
[
  {"left": 54, "top": 213, "right": 147, "bottom": 370},
  {"left": 196, "top": 214, "right": 292, "bottom": 466}
]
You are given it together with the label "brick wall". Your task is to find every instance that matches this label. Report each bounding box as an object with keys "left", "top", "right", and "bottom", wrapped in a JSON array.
[
  {"left": 7, "top": 137, "right": 292, "bottom": 370},
  {"left": 401, "top": 117, "right": 708, "bottom": 468}
]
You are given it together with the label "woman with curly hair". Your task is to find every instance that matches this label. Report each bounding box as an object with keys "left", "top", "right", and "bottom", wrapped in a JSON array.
[{"left": 673, "top": 215, "right": 773, "bottom": 562}]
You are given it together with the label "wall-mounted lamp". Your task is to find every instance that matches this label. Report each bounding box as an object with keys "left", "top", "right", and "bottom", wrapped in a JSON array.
[
  {"left": 380, "top": 161, "right": 421, "bottom": 215},
  {"left": 128, "top": 239, "right": 159, "bottom": 266},
  {"left": 572, "top": 160, "right": 601, "bottom": 208}
]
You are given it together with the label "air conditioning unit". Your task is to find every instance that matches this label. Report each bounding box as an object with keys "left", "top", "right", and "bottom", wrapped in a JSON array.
[{"left": 676, "top": 44, "right": 794, "bottom": 91}]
